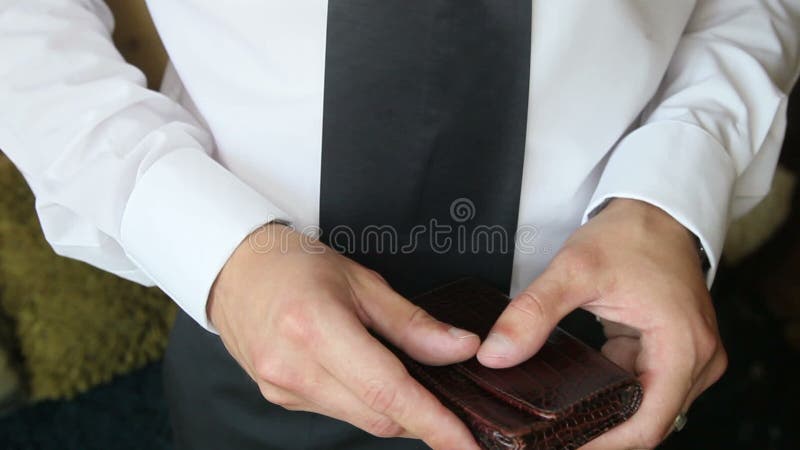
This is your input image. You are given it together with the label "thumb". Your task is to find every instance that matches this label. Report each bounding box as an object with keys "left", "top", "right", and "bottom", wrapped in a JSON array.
[
  {"left": 356, "top": 273, "right": 481, "bottom": 366},
  {"left": 477, "top": 263, "right": 589, "bottom": 368}
]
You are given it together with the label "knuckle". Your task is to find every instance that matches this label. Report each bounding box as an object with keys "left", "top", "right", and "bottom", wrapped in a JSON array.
[
  {"left": 364, "top": 416, "right": 404, "bottom": 438},
  {"left": 401, "top": 306, "right": 438, "bottom": 342},
  {"left": 709, "top": 347, "right": 729, "bottom": 383},
  {"left": 510, "top": 289, "right": 548, "bottom": 322},
  {"left": 364, "top": 268, "right": 389, "bottom": 286},
  {"left": 258, "top": 384, "right": 300, "bottom": 410},
  {"left": 254, "top": 359, "right": 286, "bottom": 386},
  {"left": 253, "top": 352, "right": 281, "bottom": 382},
  {"left": 277, "top": 303, "right": 317, "bottom": 345},
  {"left": 362, "top": 379, "right": 403, "bottom": 417},
  {"left": 253, "top": 356, "right": 302, "bottom": 391},
  {"left": 694, "top": 327, "right": 720, "bottom": 363},
  {"left": 407, "top": 306, "right": 434, "bottom": 328},
  {"left": 718, "top": 347, "right": 729, "bottom": 372}
]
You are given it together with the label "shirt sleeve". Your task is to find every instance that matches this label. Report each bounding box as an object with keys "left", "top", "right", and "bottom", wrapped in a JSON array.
[
  {"left": 583, "top": 0, "right": 800, "bottom": 284},
  {"left": 0, "top": 0, "right": 289, "bottom": 332}
]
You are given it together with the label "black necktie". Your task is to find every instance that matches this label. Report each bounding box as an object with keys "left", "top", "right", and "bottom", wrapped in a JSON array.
[{"left": 320, "top": 0, "right": 532, "bottom": 297}]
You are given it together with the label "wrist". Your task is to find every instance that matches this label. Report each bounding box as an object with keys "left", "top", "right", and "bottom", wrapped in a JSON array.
[
  {"left": 604, "top": 198, "right": 689, "bottom": 235},
  {"left": 207, "top": 221, "right": 291, "bottom": 327},
  {"left": 598, "top": 198, "right": 707, "bottom": 273}
]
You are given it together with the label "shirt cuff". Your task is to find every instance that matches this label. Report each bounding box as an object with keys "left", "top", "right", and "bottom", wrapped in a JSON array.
[
  {"left": 120, "top": 148, "right": 289, "bottom": 333},
  {"left": 583, "top": 121, "right": 737, "bottom": 285}
]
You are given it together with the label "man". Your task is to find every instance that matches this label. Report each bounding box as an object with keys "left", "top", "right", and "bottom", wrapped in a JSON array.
[{"left": 1, "top": 1, "right": 798, "bottom": 449}]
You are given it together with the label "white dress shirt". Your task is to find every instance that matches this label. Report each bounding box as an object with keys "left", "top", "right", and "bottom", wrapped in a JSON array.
[{"left": 1, "top": 0, "right": 798, "bottom": 332}]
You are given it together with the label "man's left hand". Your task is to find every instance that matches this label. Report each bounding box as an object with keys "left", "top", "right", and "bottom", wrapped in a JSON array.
[{"left": 477, "top": 198, "right": 728, "bottom": 450}]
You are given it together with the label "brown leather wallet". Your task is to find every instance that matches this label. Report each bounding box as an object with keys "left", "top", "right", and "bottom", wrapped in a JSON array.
[{"left": 394, "top": 278, "right": 643, "bottom": 450}]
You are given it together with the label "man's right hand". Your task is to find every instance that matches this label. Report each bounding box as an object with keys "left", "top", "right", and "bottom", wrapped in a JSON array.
[{"left": 207, "top": 223, "right": 481, "bottom": 450}]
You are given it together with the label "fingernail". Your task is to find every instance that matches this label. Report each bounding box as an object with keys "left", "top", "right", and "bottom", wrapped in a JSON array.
[
  {"left": 448, "top": 327, "right": 479, "bottom": 340},
  {"left": 482, "top": 332, "right": 514, "bottom": 357}
]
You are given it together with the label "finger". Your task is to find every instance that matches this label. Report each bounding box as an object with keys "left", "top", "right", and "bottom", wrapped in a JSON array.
[
  {"left": 600, "top": 336, "right": 640, "bottom": 374},
  {"left": 477, "top": 263, "right": 589, "bottom": 368},
  {"left": 258, "top": 378, "right": 415, "bottom": 439},
  {"left": 580, "top": 334, "right": 693, "bottom": 450},
  {"left": 354, "top": 271, "right": 480, "bottom": 365},
  {"left": 276, "top": 369, "right": 415, "bottom": 439},
  {"left": 312, "top": 386, "right": 416, "bottom": 440},
  {"left": 317, "top": 307, "right": 481, "bottom": 450},
  {"left": 249, "top": 328, "right": 416, "bottom": 440}
]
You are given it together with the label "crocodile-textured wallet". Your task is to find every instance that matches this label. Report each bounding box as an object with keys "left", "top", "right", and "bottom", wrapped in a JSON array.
[{"left": 395, "top": 278, "right": 643, "bottom": 450}]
